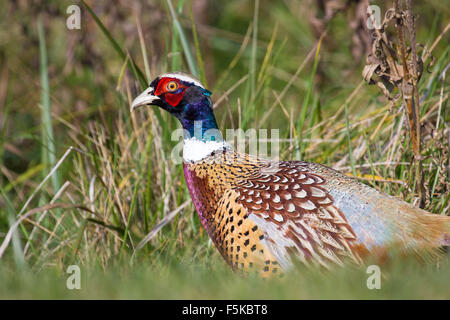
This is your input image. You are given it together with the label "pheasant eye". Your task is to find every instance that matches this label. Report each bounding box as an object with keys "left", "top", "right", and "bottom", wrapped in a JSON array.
[{"left": 166, "top": 81, "right": 178, "bottom": 92}]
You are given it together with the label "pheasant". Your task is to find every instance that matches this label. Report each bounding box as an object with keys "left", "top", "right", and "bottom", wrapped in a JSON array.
[{"left": 131, "top": 73, "right": 450, "bottom": 276}]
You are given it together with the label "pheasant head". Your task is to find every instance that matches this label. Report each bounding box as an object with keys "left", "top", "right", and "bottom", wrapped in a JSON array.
[{"left": 131, "top": 73, "right": 218, "bottom": 139}]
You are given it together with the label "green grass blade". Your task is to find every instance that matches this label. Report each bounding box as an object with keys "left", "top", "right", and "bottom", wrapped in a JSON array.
[
  {"left": 120, "top": 181, "right": 139, "bottom": 260},
  {"left": 38, "top": 17, "right": 60, "bottom": 193},
  {"left": 136, "top": 17, "right": 152, "bottom": 83},
  {"left": 81, "top": 0, "right": 147, "bottom": 87},
  {"left": 166, "top": 0, "right": 198, "bottom": 77},
  {"left": 250, "top": 0, "right": 259, "bottom": 98},
  {"left": 188, "top": 0, "right": 207, "bottom": 86},
  {"left": 297, "top": 36, "right": 322, "bottom": 159},
  {"left": 344, "top": 103, "right": 357, "bottom": 178},
  {"left": 0, "top": 186, "right": 26, "bottom": 268}
]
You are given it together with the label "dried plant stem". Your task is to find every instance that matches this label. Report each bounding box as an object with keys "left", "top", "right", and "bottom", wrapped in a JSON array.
[
  {"left": 405, "top": 0, "right": 426, "bottom": 207},
  {"left": 395, "top": 0, "right": 425, "bottom": 207}
]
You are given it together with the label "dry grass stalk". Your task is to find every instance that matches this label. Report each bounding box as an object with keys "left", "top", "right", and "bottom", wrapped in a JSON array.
[{"left": 363, "top": 0, "right": 431, "bottom": 207}]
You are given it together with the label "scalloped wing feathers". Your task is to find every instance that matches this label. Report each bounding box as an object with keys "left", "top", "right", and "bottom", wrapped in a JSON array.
[{"left": 184, "top": 150, "right": 450, "bottom": 274}]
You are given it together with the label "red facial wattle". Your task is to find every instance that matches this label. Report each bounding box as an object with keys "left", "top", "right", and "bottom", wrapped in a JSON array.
[
  {"left": 164, "top": 92, "right": 185, "bottom": 107},
  {"left": 154, "top": 77, "right": 187, "bottom": 107}
]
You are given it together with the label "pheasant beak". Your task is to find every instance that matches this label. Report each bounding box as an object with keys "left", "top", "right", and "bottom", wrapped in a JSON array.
[{"left": 130, "top": 88, "right": 159, "bottom": 112}]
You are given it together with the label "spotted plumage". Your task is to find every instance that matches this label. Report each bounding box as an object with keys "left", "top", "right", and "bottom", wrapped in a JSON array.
[
  {"left": 132, "top": 73, "right": 450, "bottom": 277},
  {"left": 184, "top": 150, "right": 363, "bottom": 274}
]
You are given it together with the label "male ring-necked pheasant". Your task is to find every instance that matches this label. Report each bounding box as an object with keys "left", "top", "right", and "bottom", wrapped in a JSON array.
[{"left": 131, "top": 73, "right": 450, "bottom": 276}]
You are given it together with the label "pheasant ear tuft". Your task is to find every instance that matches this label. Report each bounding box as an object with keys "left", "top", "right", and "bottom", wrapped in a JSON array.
[{"left": 202, "top": 88, "right": 212, "bottom": 97}]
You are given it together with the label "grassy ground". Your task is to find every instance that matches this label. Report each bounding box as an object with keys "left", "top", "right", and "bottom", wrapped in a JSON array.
[
  {"left": 1, "top": 254, "right": 450, "bottom": 299},
  {"left": 0, "top": 0, "right": 449, "bottom": 299}
]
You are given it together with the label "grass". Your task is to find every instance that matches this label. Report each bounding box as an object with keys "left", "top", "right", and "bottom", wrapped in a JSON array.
[
  {"left": 0, "top": 0, "right": 449, "bottom": 299},
  {"left": 1, "top": 254, "right": 450, "bottom": 299}
]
